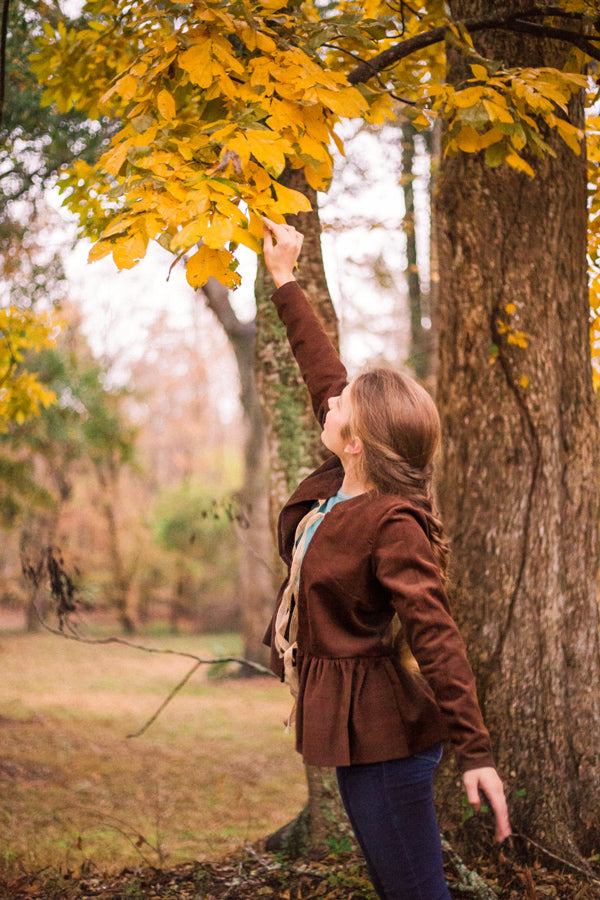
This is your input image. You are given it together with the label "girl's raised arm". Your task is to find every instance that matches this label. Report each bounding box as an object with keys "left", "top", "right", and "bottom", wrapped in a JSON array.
[{"left": 262, "top": 220, "right": 347, "bottom": 425}]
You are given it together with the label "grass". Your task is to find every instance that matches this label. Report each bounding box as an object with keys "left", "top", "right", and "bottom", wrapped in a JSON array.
[{"left": 0, "top": 628, "right": 306, "bottom": 878}]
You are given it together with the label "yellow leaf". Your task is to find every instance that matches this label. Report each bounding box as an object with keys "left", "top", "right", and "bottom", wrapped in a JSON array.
[
  {"left": 506, "top": 152, "right": 535, "bottom": 177},
  {"left": 554, "top": 117, "right": 582, "bottom": 155},
  {"left": 505, "top": 303, "right": 516, "bottom": 315},
  {"left": 519, "top": 375, "right": 529, "bottom": 389},
  {"left": 100, "top": 142, "right": 129, "bottom": 176},
  {"left": 507, "top": 331, "right": 529, "bottom": 348},
  {"left": 88, "top": 241, "right": 113, "bottom": 263},
  {"left": 102, "top": 216, "right": 136, "bottom": 238},
  {"left": 478, "top": 127, "right": 504, "bottom": 149},
  {"left": 272, "top": 180, "right": 312, "bottom": 214},
  {"left": 179, "top": 42, "right": 214, "bottom": 88},
  {"left": 316, "top": 87, "right": 366, "bottom": 119},
  {"left": 118, "top": 74, "right": 138, "bottom": 101},
  {"left": 470, "top": 64, "right": 488, "bottom": 81},
  {"left": 112, "top": 232, "right": 148, "bottom": 269},
  {"left": 510, "top": 128, "right": 527, "bottom": 151},
  {"left": 203, "top": 214, "right": 236, "bottom": 249},
  {"left": 482, "top": 99, "right": 513, "bottom": 125},
  {"left": 170, "top": 219, "right": 207, "bottom": 253},
  {"left": 255, "top": 32, "right": 276, "bottom": 53},
  {"left": 304, "top": 160, "right": 333, "bottom": 191},
  {"left": 258, "top": 0, "right": 287, "bottom": 9},
  {"left": 453, "top": 86, "right": 485, "bottom": 109},
  {"left": 455, "top": 126, "right": 484, "bottom": 153},
  {"left": 186, "top": 245, "right": 240, "bottom": 289},
  {"left": 157, "top": 89, "right": 176, "bottom": 120},
  {"left": 411, "top": 112, "right": 431, "bottom": 130},
  {"left": 245, "top": 130, "right": 287, "bottom": 175}
]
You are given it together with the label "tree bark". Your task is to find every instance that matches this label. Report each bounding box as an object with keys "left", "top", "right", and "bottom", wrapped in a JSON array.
[
  {"left": 400, "top": 120, "right": 432, "bottom": 381},
  {"left": 201, "top": 278, "right": 273, "bottom": 671},
  {"left": 255, "top": 166, "right": 352, "bottom": 857},
  {"left": 434, "top": 0, "right": 600, "bottom": 860},
  {"left": 95, "top": 460, "right": 136, "bottom": 634}
]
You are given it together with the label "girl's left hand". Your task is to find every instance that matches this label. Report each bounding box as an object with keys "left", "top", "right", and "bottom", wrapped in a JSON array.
[
  {"left": 263, "top": 218, "right": 304, "bottom": 288},
  {"left": 462, "top": 766, "right": 512, "bottom": 842}
]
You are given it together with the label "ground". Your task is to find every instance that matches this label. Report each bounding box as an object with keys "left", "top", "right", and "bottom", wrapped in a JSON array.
[
  {"left": 2, "top": 627, "right": 599, "bottom": 899},
  {"left": 1, "top": 842, "right": 600, "bottom": 899}
]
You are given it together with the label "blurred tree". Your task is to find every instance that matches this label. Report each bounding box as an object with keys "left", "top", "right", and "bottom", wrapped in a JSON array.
[
  {"left": 153, "top": 480, "right": 240, "bottom": 634},
  {"left": 2, "top": 307, "right": 138, "bottom": 631},
  {"left": 0, "top": 0, "right": 116, "bottom": 211}
]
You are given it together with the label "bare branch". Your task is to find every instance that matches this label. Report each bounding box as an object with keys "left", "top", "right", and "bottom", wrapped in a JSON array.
[
  {"left": 33, "top": 606, "right": 276, "bottom": 737},
  {"left": 126, "top": 659, "right": 203, "bottom": 738},
  {"left": 37, "top": 612, "right": 275, "bottom": 676}
]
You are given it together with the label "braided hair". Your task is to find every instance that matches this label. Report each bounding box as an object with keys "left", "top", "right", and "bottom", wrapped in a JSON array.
[{"left": 343, "top": 367, "right": 449, "bottom": 581}]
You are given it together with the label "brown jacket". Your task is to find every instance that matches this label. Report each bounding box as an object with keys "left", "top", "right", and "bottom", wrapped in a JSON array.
[{"left": 264, "top": 281, "right": 494, "bottom": 773}]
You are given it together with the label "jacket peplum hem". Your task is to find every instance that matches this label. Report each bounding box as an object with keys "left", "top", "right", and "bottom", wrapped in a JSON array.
[{"left": 294, "top": 650, "right": 449, "bottom": 768}]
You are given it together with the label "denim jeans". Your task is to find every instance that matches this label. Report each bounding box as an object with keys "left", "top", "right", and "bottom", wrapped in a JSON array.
[{"left": 336, "top": 744, "right": 451, "bottom": 900}]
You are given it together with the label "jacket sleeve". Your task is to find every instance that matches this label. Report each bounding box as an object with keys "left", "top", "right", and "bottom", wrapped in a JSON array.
[
  {"left": 372, "top": 509, "right": 495, "bottom": 773},
  {"left": 271, "top": 281, "right": 348, "bottom": 426}
]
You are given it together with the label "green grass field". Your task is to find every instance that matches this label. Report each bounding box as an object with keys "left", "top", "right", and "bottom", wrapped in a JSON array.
[{"left": 0, "top": 629, "right": 306, "bottom": 878}]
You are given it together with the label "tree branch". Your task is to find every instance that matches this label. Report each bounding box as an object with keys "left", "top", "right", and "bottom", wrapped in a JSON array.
[
  {"left": 200, "top": 277, "right": 255, "bottom": 343},
  {"left": 347, "top": 6, "right": 600, "bottom": 84},
  {"left": 34, "top": 609, "right": 276, "bottom": 737}
]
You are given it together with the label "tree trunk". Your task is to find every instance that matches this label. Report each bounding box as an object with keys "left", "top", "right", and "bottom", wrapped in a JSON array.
[
  {"left": 434, "top": 0, "right": 600, "bottom": 860},
  {"left": 95, "top": 461, "right": 136, "bottom": 634},
  {"left": 255, "top": 166, "right": 352, "bottom": 857},
  {"left": 201, "top": 278, "right": 273, "bottom": 671},
  {"left": 400, "top": 119, "right": 431, "bottom": 381}
]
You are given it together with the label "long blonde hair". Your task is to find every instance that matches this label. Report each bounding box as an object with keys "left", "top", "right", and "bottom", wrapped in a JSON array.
[{"left": 343, "top": 368, "right": 449, "bottom": 580}]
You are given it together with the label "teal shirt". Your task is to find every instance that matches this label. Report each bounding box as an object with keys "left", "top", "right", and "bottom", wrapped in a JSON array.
[{"left": 296, "top": 489, "right": 352, "bottom": 575}]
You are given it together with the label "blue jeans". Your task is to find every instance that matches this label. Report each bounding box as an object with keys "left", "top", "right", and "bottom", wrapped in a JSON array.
[{"left": 336, "top": 744, "right": 451, "bottom": 900}]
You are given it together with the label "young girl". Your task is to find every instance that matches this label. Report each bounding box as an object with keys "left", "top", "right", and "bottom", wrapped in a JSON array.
[{"left": 262, "top": 219, "right": 510, "bottom": 900}]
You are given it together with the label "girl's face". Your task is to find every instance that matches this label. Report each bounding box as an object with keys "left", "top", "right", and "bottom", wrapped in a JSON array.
[{"left": 321, "top": 384, "right": 354, "bottom": 457}]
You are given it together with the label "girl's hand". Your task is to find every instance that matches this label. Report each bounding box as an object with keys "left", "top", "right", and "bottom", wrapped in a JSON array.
[
  {"left": 462, "top": 766, "right": 512, "bottom": 842},
  {"left": 263, "top": 218, "right": 304, "bottom": 288}
]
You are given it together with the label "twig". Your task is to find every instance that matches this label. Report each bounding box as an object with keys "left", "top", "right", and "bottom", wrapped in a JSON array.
[
  {"left": 515, "top": 831, "right": 600, "bottom": 885},
  {"left": 126, "top": 659, "right": 203, "bottom": 738}
]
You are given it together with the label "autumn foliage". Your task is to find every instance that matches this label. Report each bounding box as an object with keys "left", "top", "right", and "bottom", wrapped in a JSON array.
[{"left": 29, "top": 1, "right": 599, "bottom": 299}]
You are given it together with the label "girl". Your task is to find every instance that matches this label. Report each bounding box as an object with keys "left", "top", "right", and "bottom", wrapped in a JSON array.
[{"left": 262, "top": 219, "right": 510, "bottom": 900}]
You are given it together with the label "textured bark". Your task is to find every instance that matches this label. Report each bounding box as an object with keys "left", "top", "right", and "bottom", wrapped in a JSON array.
[
  {"left": 201, "top": 278, "right": 272, "bottom": 670},
  {"left": 255, "top": 167, "right": 338, "bottom": 534},
  {"left": 255, "top": 167, "right": 351, "bottom": 857},
  {"left": 435, "top": 0, "right": 600, "bottom": 859}
]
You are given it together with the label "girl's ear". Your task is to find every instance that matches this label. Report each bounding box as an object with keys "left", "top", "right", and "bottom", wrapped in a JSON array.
[{"left": 344, "top": 435, "right": 363, "bottom": 457}]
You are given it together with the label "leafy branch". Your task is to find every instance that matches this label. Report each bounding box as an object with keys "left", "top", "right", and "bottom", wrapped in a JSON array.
[{"left": 347, "top": 5, "right": 600, "bottom": 84}]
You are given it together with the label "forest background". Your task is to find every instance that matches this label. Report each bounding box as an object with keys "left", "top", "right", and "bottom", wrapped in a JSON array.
[{"left": 3, "top": 0, "right": 600, "bottom": 897}]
